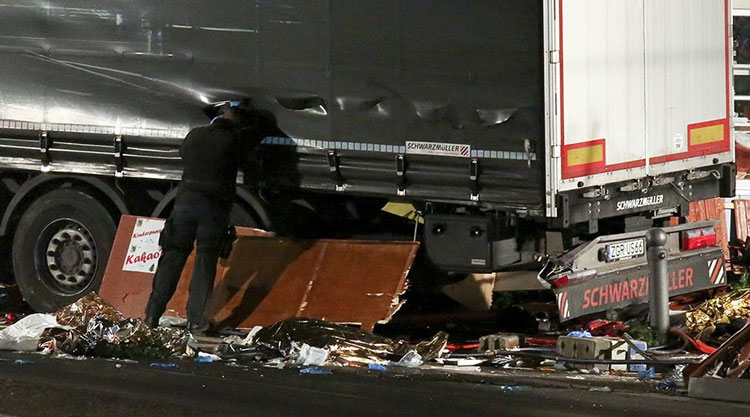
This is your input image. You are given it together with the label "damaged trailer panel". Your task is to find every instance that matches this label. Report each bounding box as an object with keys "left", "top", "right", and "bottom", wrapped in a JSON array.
[
  {"left": 0, "top": 1, "right": 731, "bottom": 215},
  {"left": 0, "top": 0, "right": 546, "bottom": 211}
]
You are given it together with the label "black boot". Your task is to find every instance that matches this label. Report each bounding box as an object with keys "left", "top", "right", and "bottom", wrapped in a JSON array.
[
  {"left": 187, "top": 320, "right": 212, "bottom": 336},
  {"left": 145, "top": 315, "right": 160, "bottom": 329}
]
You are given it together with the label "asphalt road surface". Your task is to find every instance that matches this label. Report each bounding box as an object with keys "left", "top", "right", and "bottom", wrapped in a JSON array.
[{"left": 0, "top": 351, "right": 747, "bottom": 417}]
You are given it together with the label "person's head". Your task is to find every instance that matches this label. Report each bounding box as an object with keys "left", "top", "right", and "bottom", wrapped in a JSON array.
[
  {"left": 216, "top": 103, "right": 240, "bottom": 123},
  {"left": 215, "top": 100, "right": 259, "bottom": 127},
  {"left": 212, "top": 100, "right": 280, "bottom": 138}
]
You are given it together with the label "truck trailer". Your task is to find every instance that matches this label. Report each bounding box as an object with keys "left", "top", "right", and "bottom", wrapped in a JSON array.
[{"left": 0, "top": 1, "right": 735, "bottom": 317}]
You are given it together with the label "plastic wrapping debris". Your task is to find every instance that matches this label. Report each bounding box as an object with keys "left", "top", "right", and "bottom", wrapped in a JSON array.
[
  {"left": 293, "top": 343, "right": 329, "bottom": 366},
  {"left": 436, "top": 358, "right": 486, "bottom": 367},
  {"left": 38, "top": 292, "right": 195, "bottom": 359},
  {"left": 637, "top": 367, "right": 656, "bottom": 379},
  {"left": 195, "top": 352, "right": 222, "bottom": 363},
  {"left": 251, "top": 317, "right": 448, "bottom": 366},
  {"left": 368, "top": 363, "right": 387, "bottom": 372},
  {"left": 299, "top": 366, "right": 333, "bottom": 375},
  {"left": 657, "top": 379, "right": 678, "bottom": 393},
  {"left": 490, "top": 356, "right": 517, "bottom": 367},
  {"left": 586, "top": 319, "right": 628, "bottom": 337},
  {"left": 0, "top": 313, "right": 68, "bottom": 351},
  {"left": 216, "top": 340, "right": 267, "bottom": 361},
  {"left": 242, "top": 326, "right": 264, "bottom": 345},
  {"left": 685, "top": 289, "right": 750, "bottom": 334},
  {"left": 393, "top": 350, "right": 423, "bottom": 367},
  {"left": 158, "top": 316, "right": 188, "bottom": 328}
]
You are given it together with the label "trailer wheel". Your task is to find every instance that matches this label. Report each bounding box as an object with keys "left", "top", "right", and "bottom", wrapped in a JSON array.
[{"left": 12, "top": 189, "right": 116, "bottom": 312}]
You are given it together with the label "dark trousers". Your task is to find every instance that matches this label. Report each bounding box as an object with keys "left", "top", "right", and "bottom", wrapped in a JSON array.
[{"left": 145, "top": 202, "right": 229, "bottom": 325}]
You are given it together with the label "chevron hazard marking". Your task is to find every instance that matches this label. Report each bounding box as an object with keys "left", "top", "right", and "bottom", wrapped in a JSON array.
[
  {"left": 708, "top": 258, "right": 726, "bottom": 285},
  {"left": 556, "top": 292, "right": 570, "bottom": 320}
]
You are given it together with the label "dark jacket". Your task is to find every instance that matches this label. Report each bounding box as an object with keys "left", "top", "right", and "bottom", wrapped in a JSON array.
[{"left": 175, "top": 118, "right": 243, "bottom": 208}]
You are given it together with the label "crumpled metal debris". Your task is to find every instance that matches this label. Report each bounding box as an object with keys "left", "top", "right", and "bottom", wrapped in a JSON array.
[
  {"left": 685, "top": 289, "right": 750, "bottom": 334},
  {"left": 684, "top": 321, "right": 750, "bottom": 380},
  {"left": 249, "top": 317, "right": 448, "bottom": 366},
  {"left": 39, "top": 292, "right": 195, "bottom": 359}
]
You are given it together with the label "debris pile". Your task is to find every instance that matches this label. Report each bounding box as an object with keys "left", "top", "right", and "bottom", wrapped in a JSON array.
[
  {"left": 0, "top": 293, "right": 449, "bottom": 368},
  {"left": 0, "top": 293, "right": 195, "bottom": 359},
  {"left": 246, "top": 317, "right": 447, "bottom": 367},
  {"left": 47, "top": 293, "right": 194, "bottom": 359},
  {"left": 0, "top": 287, "right": 746, "bottom": 403}
]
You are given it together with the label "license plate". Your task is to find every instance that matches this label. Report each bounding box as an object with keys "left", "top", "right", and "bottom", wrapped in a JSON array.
[{"left": 605, "top": 238, "right": 645, "bottom": 262}]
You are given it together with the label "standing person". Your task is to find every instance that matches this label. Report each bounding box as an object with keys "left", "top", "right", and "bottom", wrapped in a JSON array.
[{"left": 144, "top": 102, "right": 255, "bottom": 334}]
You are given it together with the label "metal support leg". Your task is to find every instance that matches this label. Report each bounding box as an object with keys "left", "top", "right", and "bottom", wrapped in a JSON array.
[{"left": 646, "top": 228, "right": 669, "bottom": 341}]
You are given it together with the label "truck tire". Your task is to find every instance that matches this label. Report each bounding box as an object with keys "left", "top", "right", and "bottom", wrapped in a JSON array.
[{"left": 12, "top": 189, "right": 116, "bottom": 312}]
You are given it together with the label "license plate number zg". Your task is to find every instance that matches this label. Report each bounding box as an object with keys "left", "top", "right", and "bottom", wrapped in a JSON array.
[{"left": 605, "top": 239, "right": 645, "bottom": 262}]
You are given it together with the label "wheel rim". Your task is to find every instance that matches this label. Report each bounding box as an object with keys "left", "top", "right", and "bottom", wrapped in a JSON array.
[{"left": 36, "top": 218, "right": 98, "bottom": 295}]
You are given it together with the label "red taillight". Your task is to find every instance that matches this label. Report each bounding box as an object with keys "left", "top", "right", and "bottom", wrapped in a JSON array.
[
  {"left": 550, "top": 269, "right": 596, "bottom": 288},
  {"left": 682, "top": 227, "right": 716, "bottom": 250},
  {"left": 550, "top": 275, "right": 569, "bottom": 288}
]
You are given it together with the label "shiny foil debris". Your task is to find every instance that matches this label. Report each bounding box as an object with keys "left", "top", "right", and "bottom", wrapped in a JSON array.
[
  {"left": 686, "top": 289, "right": 750, "bottom": 333},
  {"left": 54, "top": 292, "right": 124, "bottom": 328},
  {"left": 251, "top": 317, "right": 448, "bottom": 366},
  {"left": 43, "top": 292, "right": 195, "bottom": 359}
]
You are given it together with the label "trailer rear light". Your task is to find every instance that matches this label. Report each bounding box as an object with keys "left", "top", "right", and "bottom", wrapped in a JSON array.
[
  {"left": 550, "top": 269, "right": 596, "bottom": 288},
  {"left": 681, "top": 227, "right": 716, "bottom": 250},
  {"left": 550, "top": 275, "right": 568, "bottom": 288}
]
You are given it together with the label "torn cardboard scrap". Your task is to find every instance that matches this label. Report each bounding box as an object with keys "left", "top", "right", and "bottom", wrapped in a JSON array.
[{"left": 99, "top": 215, "right": 419, "bottom": 331}]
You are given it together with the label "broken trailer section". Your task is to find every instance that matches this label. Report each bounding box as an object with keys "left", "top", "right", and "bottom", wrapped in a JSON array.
[
  {"left": 100, "top": 214, "right": 727, "bottom": 330},
  {"left": 541, "top": 221, "right": 726, "bottom": 321}
]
